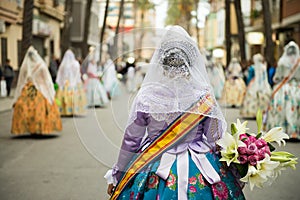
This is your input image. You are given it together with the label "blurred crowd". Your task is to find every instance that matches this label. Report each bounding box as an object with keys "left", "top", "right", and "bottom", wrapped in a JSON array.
[
  {"left": 204, "top": 41, "right": 300, "bottom": 141},
  {"left": 0, "top": 40, "right": 299, "bottom": 141},
  {"left": 0, "top": 46, "right": 145, "bottom": 136}
]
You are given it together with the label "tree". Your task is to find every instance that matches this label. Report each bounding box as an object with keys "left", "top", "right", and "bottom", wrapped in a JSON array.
[
  {"left": 262, "top": 0, "right": 275, "bottom": 67},
  {"left": 225, "top": 0, "right": 231, "bottom": 66},
  {"left": 21, "top": 0, "right": 34, "bottom": 64},
  {"left": 136, "top": 0, "right": 154, "bottom": 60},
  {"left": 234, "top": 0, "right": 246, "bottom": 64},
  {"left": 99, "top": 0, "right": 110, "bottom": 62},
  {"left": 61, "top": 0, "right": 73, "bottom": 55},
  {"left": 166, "top": 0, "right": 194, "bottom": 34},
  {"left": 81, "top": 0, "right": 93, "bottom": 58},
  {"left": 111, "top": 0, "right": 125, "bottom": 60}
]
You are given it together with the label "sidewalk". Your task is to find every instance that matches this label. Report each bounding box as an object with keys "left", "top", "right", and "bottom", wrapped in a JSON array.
[
  {"left": 0, "top": 96, "right": 13, "bottom": 112},
  {"left": 0, "top": 88, "right": 15, "bottom": 112}
]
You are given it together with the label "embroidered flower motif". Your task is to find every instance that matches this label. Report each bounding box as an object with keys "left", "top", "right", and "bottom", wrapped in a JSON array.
[
  {"left": 189, "top": 176, "right": 197, "bottom": 185},
  {"left": 135, "top": 193, "right": 141, "bottom": 200},
  {"left": 147, "top": 174, "right": 159, "bottom": 189},
  {"left": 220, "top": 167, "right": 227, "bottom": 176},
  {"left": 189, "top": 185, "right": 197, "bottom": 193},
  {"left": 166, "top": 172, "right": 177, "bottom": 190},
  {"left": 197, "top": 174, "right": 206, "bottom": 186},
  {"left": 130, "top": 191, "right": 134, "bottom": 199},
  {"left": 212, "top": 181, "right": 229, "bottom": 199}
]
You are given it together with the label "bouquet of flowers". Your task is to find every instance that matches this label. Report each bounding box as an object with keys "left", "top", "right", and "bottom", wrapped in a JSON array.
[{"left": 217, "top": 110, "right": 298, "bottom": 190}]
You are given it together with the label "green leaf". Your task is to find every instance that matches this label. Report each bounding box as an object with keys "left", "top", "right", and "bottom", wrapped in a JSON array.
[
  {"left": 256, "top": 132, "right": 262, "bottom": 139},
  {"left": 256, "top": 109, "right": 263, "bottom": 133},
  {"left": 235, "top": 163, "right": 248, "bottom": 178},
  {"left": 268, "top": 143, "right": 276, "bottom": 152},
  {"left": 231, "top": 123, "right": 238, "bottom": 135}
]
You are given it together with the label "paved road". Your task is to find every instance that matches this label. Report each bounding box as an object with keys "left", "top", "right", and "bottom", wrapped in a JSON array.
[{"left": 0, "top": 85, "right": 299, "bottom": 200}]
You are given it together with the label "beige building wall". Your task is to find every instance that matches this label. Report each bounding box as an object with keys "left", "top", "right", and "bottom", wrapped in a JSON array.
[
  {"left": 45, "top": 18, "right": 62, "bottom": 64},
  {"left": 0, "top": 25, "right": 22, "bottom": 69},
  {"left": 230, "top": 3, "right": 238, "bottom": 35}
]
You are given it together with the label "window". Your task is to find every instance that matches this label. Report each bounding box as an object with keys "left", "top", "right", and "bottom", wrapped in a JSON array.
[
  {"left": 1, "top": 37, "right": 7, "bottom": 65},
  {"left": 18, "top": 40, "right": 22, "bottom": 67}
]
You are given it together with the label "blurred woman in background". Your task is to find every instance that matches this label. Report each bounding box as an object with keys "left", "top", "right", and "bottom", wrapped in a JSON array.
[
  {"left": 11, "top": 46, "right": 62, "bottom": 135},
  {"left": 55, "top": 49, "right": 87, "bottom": 116},
  {"left": 240, "top": 54, "right": 271, "bottom": 118},
  {"left": 265, "top": 41, "right": 300, "bottom": 140},
  {"left": 220, "top": 58, "right": 246, "bottom": 107}
]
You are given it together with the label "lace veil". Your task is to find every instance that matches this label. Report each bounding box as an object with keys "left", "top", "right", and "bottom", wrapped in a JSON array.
[
  {"left": 56, "top": 49, "right": 82, "bottom": 89},
  {"left": 81, "top": 47, "right": 97, "bottom": 75},
  {"left": 13, "top": 46, "right": 55, "bottom": 104},
  {"left": 278, "top": 41, "right": 299, "bottom": 68},
  {"left": 128, "top": 26, "right": 226, "bottom": 138}
]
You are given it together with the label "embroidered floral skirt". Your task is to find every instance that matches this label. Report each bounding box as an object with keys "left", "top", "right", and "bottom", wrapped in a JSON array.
[
  {"left": 55, "top": 82, "right": 87, "bottom": 116},
  {"left": 265, "top": 79, "right": 300, "bottom": 139},
  {"left": 220, "top": 78, "right": 246, "bottom": 107},
  {"left": 240, "top": 90, "right": 271, "bottom": 118},
  {"left": 11, "top": 82, "right": 62, "bottom": 135},
  {"left": 117, "top": 151, "right": 245, "bottom": 200}
]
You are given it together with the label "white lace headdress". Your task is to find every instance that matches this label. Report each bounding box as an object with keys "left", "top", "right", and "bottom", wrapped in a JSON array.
[
  {"left": 56, "top": 49, "right": 82, "bottom": 89},
  {"left": 13, "top": 46, "right": 55, "bottom": 104},
  {"left": 278, "top": 41, "right": 300, "bottom": 68},
  {"left": 128, "top": 26, "right": 226, "bottom": 137}
]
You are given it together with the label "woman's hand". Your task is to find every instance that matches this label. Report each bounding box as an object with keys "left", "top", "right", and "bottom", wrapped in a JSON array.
[{"left": 107, "top": 183, "right": 115, "bottom": 196}]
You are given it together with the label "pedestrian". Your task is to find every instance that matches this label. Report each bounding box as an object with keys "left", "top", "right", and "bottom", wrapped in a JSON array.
[
  {"left": 11, "top": 46, "right": 62, "bottom": 135},
  {"left": 0, "top": 63, "right": 3, "bottom": 79},
  {"left": 3, "top": 58, "right": 15, "bottom": 97},
  {"left": 220, "top": 58, "right": 246, "bottom": 107},
  {"left": 55, "top": 49, "right": 87, "bottom": 116},
  {"left": 267, "top": 62, "right": 276, "bottom": 88},
  {"left": 126, "top": 66, "right": 135, "bottom": 93},
  {"left": 240, "top": 54, "right": 272, "bottom": 118},
  {"left": 104, "top": 26, "right": 245, "bottom": 200},
  {"left": 264, "top": 41, "right": 300, "bottom": 140},
  {"left": 49, "top": 54, "right": 59, "bottom": 83},
  {"left": 81, "top": 48, "right": 109, "bottom": 107},
  {"left": 206, "top": 56, "right": 225, "bottom": 99}
]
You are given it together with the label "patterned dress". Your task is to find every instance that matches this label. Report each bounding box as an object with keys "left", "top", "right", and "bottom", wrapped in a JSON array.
[
  {"left": 265, "top": 70, "right": 300, "bottom": 139},
  {"left": 240, "top": 58, "right": 272, "bottom": 118},
  {"left": 111, "top": 113, "right": 245, "bottom": 200},
  {"left": 11, "top": 82, "right": 62, "bottom": 135},
  {"left": 265, "top": 42, "right": 300, "bottom": 139},
  {"left": 55, "top": 81, "right": 87, "bottom": 116},
  {"left": 84, "top": 62, "right": 109, "bottom": 107},
  {"left": 220, "top": 60, "right": 246, "bottom": 107}
]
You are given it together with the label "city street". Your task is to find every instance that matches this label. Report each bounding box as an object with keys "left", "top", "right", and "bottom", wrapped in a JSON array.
[{"left": 0, "top": 85, "right": 299, "bottom": 200}]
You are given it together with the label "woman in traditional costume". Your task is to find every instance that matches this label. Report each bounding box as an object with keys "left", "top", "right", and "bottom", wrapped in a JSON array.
[
  {"left": 240, "top": 54, "right": 272, "bottom": 118},
  {"left": 81, "top": 50, "right": 109, "bottom": 107},
  {"left": 126, "top": 66, "right": 136, "bottom": 93},
  {"left": 105, "top": 26, "right": 245, "bottom": 200},
  {"left": 265, "top": 41, "right": 300, "bottom": 139},
  {"left": 206, "top": 58, "right": 225, "bottom": 99},
  {"left": 55, "top": 49, "right": 87, "bottom": 116},
  {"left": 220, "top": 58, "right": 246, "bottom": 107},
  {"left": 102, "top": 56, "right": 121, "bottom": 98},
  {"left": 11, "top": 46, "right": 62, "bottom": 135}
]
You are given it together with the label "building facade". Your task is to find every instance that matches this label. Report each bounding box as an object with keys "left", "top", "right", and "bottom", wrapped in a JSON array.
[
  {"left": 245, "top": 0, "right": 300, "bottom": 62},
  {"left": 0, "top": 0, "right": 65, "bottom": 69},
  {"left": 0, "top": 0, "right": 23, "bottom": 69}
]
